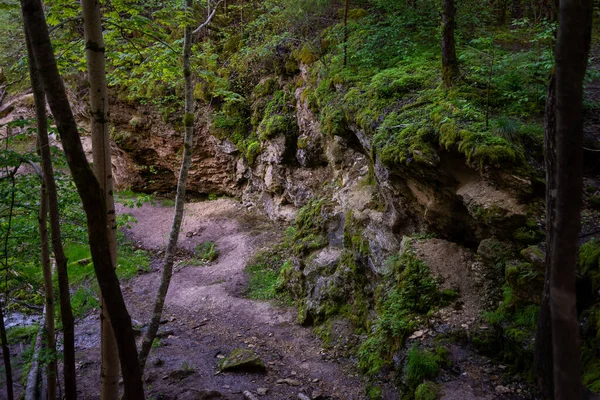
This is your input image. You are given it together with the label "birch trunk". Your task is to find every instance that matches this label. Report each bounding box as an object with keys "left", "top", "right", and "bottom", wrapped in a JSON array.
[
  {"left": 80, "top": 0, "right": 120, "bottom": 397},
  {"left": 25, "top": 27, "right": 70, "bottom": 400},
  {"left": 138, "top": 0, "right": 196, "bottom": 371},
  {"left": 20, "top": 0, "right": 144, "bottom": 397},
  {"left": 550, "top": 0, "right": 592, "bottom": 398}
]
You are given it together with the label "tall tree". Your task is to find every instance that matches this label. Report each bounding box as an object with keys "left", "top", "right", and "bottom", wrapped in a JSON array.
[
  {"left": 20, "top": 0, "right": 145, "bottom": 398},
  {"left": 138, "top": 0, "right": 221, "bottom": 370},
  {"left": 0, "top": 291, "right": 12, "bottom": 400},
  {"left": 343, "top": 0, "right": 349, "bottom": 66},
  {"left": 25, "top": 28, "right": 75, "bottom": 400},
  {"left": 80, "top": 0, "right": 120, "bottom": 396},
  {"left": 441, "top": 0, "right": 459, "bottom": 87},
  {"left": 549, "top": 0, "right": 592, "bottom": 398},
  {"left": 535, "top": 73, "right": 556, "bottom": 400}
]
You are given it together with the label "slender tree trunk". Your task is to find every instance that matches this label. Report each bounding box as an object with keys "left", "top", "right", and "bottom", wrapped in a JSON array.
[
  {"left": 36, "top": 172, "right": 57, "bottom": 400},
  {"left": 20, "top": 1, "right": 144, "bottom": 398},
  {"left": 138, "top": 0, "right": 196, "bottom": 371},
  {"left": 25, "top": 28, "right": 74, "bottom": 400},
  {"left": 343, "top": 0, "right": 349, "bottom": 66},
  {"left": 550, "top": 0, "right": 592, "bottom": 398},
  {"left": 441, "top": 0, "right": 460, "bottom": 88},
  {"left": 0, "top": 300, "right": 13, "bottom": 400},
  {"left": 535, "top": 73, "right": 556, "bottom": 400},
  {"left": 80, "top": 0, "right": 120, "bottom": 396}
]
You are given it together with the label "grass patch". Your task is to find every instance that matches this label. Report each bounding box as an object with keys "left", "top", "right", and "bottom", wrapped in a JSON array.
[
  {"left": 245, "top": 247, "right": 292, "bottom": 304},
  {"left": 62, "top": 236, "right": 151, "bottom": 317},
  {"left": 195, "top": 241, "right": 218, "bottom": 262}
]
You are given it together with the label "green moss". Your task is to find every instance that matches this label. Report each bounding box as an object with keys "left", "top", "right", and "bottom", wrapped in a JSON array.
[
  {"left": 320, "top": 105, "right": 347, "bottom": 137},
  {"left": 589, "top": 195, "right": 600, "bottom": 210},
  {"left": 366, "top": 385, "right": 383, "bottom": 400},
  {"left": 368, "top": 67, "right": 431, "bottom": 99},
  {"left": 513, "top": 226, "right": 544, "bottom": 245},
  {"left": 297, "top": 136, "right": 308, "bottom": 149},
  {"left": 582, "top": 304, "right": 600, "bottom": 392},
  {"left": 183, "top": 112, "right": 194, "bottom": 127},
  {"left": 479, "top": 284, "right": 538, "bottom": 375},
  {"left": 440, "top": 128, "right": 520, "bottom": 169},
  {"left": 347, "top": 8, "right": 369, "bottom": 19},
  {"left": 256, "top": 90, "right": 298, "bottom": 140},
  {"left": 405, "top": 345, "right": 443, "bottom": 389},
  {"left": 295, "top": 43, "right": 319, "bottom": 65},
  {"left": 358, "top": 251, "right": 446, "bottom": 376},
  {"left": 291, "top": 199, "right": 330, "bottom": 256},
  {"left": 245, "top": 140, "right": 261, "bottom": 164},
  {"left": 414, "top": 381, "right": 440, "bottom": 400},
  {"left": 253, "top": 77, "right": 278, "bottom": 98},
  {"left": 375, "top": 121, "right": 439, "bottom": 168}
]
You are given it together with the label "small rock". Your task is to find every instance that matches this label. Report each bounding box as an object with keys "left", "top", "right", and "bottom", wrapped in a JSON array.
[
  {"left": 157, "top": 328, "right": 175, "bottom": 338},
  {"left": 153, "top": 358, "right": 164, "bottom": 367},
  {"left": 219, "top": 348, "right": 266, "bottom": 373},
  {"left": 276, "top": 378, "right": 301, "bottom": 386},
  {"left": 256, "top": 387, "right": 268, "bottom": 395},
  {"left": 297, "top": 394, "right": 311, "bottom": 400},
  {"left": 408, "top": 330, "right": 425, "bottom": 340},
  {"left": 168, "top": 368, "right": 195, "bottom": 381},
  {"left": 495, "top": 385, "right": 511, "bottom": 394}
]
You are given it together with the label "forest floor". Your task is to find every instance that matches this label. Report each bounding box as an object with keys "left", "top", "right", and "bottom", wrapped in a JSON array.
[{"left": 73, "top": 198, "right": 371, "bottom": 400}]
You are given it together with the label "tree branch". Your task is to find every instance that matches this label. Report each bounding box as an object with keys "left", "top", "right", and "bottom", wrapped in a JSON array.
[{"left": 192, "top": 0, "right": 224, "bottom": 34}]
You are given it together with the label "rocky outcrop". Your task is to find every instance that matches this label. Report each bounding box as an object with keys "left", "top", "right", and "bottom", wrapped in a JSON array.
[{"left": 108, "top": 101, "right": 238, "bottom": 196}]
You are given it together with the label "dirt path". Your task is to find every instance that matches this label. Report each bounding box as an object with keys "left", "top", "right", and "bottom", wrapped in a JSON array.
[{"left": 75, "top": 198, "right": 368, "bottom": 400}]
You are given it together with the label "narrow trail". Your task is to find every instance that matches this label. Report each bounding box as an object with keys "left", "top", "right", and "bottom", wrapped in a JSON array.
[{"left": 75, "top": 199, "right": 369, "bottom": 400}]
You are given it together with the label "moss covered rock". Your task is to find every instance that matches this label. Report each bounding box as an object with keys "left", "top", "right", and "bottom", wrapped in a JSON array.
[{"left": 218, "top": 348, "right": 266, "bottom": 373}]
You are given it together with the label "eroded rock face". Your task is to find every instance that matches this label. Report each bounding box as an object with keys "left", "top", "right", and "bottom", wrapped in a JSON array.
[
  {"left": 108, "top": 102, "right": 238, "bottom": 196},
  {"left": 107, "top": 73, "right": 539, "bottom": 337}
]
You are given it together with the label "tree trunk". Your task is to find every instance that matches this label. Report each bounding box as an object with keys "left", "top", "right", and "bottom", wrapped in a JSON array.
[
  {"left": 535, "top": 72, "right": 556, "bottom": 400},
  {"left": 0, "top": 300, "right": 13, "bottom": 400},
  {"left": 550, "top": 0, "right": 592, "bottom": 398},
  {"left": 20, "top": 1, "right": 145, "bottom": 398},
  {"left": 25, "top": 27, "right": 72, "bottom": 400},
  {"left": 343, "top": 0, "right": 349, "bottom": 66},
  {"left": 138, "top": 0, "right": 196, "bottom": 371},
  {"left": 80, "top": 0, "right": 120, "bottom": 397},
  {"left": 36, "top": 172, "right": 57, "bottom": 400},
  {"left": 441, "top": 0, "right": 459, "bottom": 88}
]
